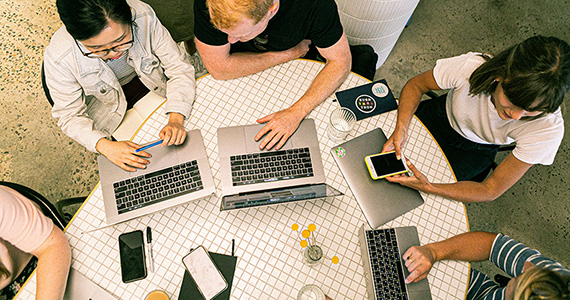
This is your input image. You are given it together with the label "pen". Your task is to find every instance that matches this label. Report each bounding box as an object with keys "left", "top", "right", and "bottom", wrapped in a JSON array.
[
  {"left": 231, "top": 239, "right": 235, "bottom": 256},
  {"left": 146, "top": 226, "right": 155, "bottom": 273},
  {"left": 135, "top": 140, "right": 162, "bottom": 153}
]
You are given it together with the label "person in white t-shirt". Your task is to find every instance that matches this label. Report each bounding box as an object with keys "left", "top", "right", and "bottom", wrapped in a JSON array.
[
  {"left": 382, "top": 35, "right": 570, "bottom": 203},
  {"left": 0, "top": 186, "right": 71, "bottom": 300}
]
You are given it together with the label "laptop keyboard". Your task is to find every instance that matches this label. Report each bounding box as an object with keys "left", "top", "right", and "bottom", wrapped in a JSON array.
[
  {"left": 366, "top": 228, "right": 408, "bottom": 299},
  {"left": 230, "top": 147, "right": 314, "bottom": 186},
  {"left": 113, "top": 160, "right": 203, "bottom": 214}
]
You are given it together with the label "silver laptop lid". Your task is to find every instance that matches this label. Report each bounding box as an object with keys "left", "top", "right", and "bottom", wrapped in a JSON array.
[
  {"left": 331, "top": 128, "right": 424, "bottom": 228},
  {"left": 357, "top": 225, "right": 432, "bottom": 300},
  {"left": 217, "top": 119, "right": 325, "bottom": 196},
  {"left": 98, "top": 129, "right": 215, "bottom": 225}
]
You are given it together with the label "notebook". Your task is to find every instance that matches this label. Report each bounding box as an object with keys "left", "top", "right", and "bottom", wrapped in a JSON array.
[
  {"left": 358, "top": 225, "right": 432, "bottom": 300},
  {"left": 217, "top": 119, "right": 342, "bottom": 210},
  {"left": 330, "top": 128, "right": 424, "bottom": 228},
  {"left": 97, "top": 129, "right": 215, "bottom": 225},
  {"left": 335, "top": 79, "right": 398, "bottom": 121},
  {"left": 63, "top": 268, "right": 117, "bottom": 300}
]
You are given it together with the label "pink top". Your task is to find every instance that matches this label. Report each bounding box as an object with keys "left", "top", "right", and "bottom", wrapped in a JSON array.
[{"left": 0, "top": 186, "right": 54, "bottom": 289}]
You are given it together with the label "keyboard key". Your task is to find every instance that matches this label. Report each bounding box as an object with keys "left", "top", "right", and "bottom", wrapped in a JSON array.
[
  {"left": 366, "top": 229, "right": 408, "bottom": 299},
  {"left": 114, "top": 159, "right": 204, "bottom": 214}
]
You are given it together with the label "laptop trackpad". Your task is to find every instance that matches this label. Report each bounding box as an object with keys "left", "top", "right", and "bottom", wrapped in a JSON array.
[
  {"left": 243, "top": 124, "right": 293, "bottom": 152},
  {"left": 139, "top": 143, "right": 180, "bottom": 173}
]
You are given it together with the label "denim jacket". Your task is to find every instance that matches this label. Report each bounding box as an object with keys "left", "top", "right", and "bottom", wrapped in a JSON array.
[{"left": 43, "top": 0, "right": 195, "bottom": 152}]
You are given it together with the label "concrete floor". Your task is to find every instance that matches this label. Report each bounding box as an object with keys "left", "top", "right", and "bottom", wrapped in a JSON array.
[{"left": 1, "top": 0, "right": 568, "bottom": 284}]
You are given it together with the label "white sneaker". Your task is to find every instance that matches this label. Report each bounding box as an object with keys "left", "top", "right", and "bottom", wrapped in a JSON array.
[{"left": 178, "top": 41, "right": 208, "bottom": 78}]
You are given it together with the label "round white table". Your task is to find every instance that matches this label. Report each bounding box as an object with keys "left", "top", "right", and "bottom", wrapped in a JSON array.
[{"left": 17, "top": 59, "right": 469, "bottom": 300}]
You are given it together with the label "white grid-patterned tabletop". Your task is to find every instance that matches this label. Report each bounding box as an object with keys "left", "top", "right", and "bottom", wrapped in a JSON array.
[{"left": 17, "top": 59, "right": 469, "bottom": 300}]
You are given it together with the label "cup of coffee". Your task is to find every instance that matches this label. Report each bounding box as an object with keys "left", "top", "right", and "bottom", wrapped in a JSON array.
[{"left": 145, "top": 290, "right": 169, "bottom": 300}]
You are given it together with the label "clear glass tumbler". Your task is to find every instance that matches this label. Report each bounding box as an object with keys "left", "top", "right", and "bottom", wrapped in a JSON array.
[
  {"left": 297, "top": 284, "right": 326, "bottom": 300},
  {"left": 327, "top": 107, "right": 356, "bottom": 141}
]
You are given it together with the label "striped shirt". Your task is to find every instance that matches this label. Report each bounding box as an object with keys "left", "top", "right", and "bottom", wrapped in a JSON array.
[
  {"left": 106, "top": 52, "right": 136, "bottom": 86},
  {"left": 466, "top": 234, "right": 570, "bottom": 299}
]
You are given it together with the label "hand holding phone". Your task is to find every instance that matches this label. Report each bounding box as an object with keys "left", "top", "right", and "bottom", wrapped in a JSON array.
[
  {"left": 365, "top": 151, "right": 409, "bottom": 180},
  {"left": 182, "top": 246, "right": 228, "bottom": 300},
  {"left": 118, "top": 230, "right": 147, "bottom": 283}
]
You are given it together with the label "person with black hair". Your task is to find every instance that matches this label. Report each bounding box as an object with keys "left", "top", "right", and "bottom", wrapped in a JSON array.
[
  {"left": 44, "top": 0, "right": 196, "bottom": 171},
  {"left": 382, "top": 36, "right": 570, "bottom": 203}
]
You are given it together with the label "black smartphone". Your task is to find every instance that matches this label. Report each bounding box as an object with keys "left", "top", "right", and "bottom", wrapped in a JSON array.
[{"left": 118, "top": 230, "right": 147, "bottom": 283}]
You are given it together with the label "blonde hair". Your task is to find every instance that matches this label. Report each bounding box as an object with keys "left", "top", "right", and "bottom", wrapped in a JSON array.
[
  {"left": 513, "top": 267, "right": 569, "bottom": 300},
  {"left": 206, "top": 0, "right": 274, "bottom": 30}
]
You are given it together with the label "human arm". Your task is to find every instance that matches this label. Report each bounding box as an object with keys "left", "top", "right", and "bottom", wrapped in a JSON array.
[
  {"left": 255, "top": 33, "right": 352, "bottom": 150},
  {"left": 386, "top": 153, "right": 532, "bottom": 202},
  {"left": 195, "top": 37, "right": 311, "bottom": 80},
  {"left": 0, "top": 187, "right": 71, "bottom": 300},
  {"left": 159, "top": 112, "right": 186, "bottom": 146},
  {"left": 95, "top": 138, "right": 151, "bottom": 172},
  {"left": 30, "top": 226, "right": 71, "bottom": 300},
  {"left": 44, "top": 40, "right": 110, "bottom": 153},
  {"left": 145, "top": 1, "right": 195, "bottom": 118},
  {"left": 95, "top": 113, "right": 185, "bottom": 171},
  {"left": 382, "top": 70, "right": 442, "bottom": 159},
  {"left": 403, "top": 231, "right": 497, "bottom": 283}
]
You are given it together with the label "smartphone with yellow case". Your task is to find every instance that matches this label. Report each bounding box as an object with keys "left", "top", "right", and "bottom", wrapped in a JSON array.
[{"left": 365, "top": 151, "right": 408, "bottom": 180}]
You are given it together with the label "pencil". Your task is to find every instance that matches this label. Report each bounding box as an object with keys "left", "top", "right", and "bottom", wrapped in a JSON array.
[{"left": 135, "top": 140, "right": 162, "bottom": 153}]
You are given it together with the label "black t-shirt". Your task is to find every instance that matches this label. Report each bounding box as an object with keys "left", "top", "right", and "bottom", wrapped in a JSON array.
[{"left": 194, "top": 0, "right": 344, "bottom": 53}]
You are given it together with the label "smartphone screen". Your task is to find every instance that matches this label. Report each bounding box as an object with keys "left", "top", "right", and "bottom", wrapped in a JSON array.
[
  {"left": 118, "top": 230, "right": 147, "bottom": 283},
  {"left": 182, "top": 246, "right": 227, "bottom": 300},
  {"left": 366, "top": 151, "right": 407, "bottom": 179}
]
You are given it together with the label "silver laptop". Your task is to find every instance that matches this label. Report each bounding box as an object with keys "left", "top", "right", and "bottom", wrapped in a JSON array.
[
  {"left": 358, "top": 225, "right": 432, "bottom": 300},
  {"left": 217, "top": 119, "right": 341, "bottom": 210},
  {"left": 64, "top": 268, "right": 117, "bottom": 300},
  {"left": 330, "top": 128, "right": 424, "bottom": 228},
  {"left": 97, "top": 129, "right": 215, "bottom": 225}
]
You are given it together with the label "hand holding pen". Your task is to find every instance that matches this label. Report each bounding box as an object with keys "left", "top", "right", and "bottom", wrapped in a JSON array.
[{"left": 159, "top": 112, "right": 187, "bottom": 146}]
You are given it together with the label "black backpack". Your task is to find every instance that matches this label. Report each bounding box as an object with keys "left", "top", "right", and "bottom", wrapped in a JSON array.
[{"left": 304, "top": 44, "right": 379, "bottom": 81}]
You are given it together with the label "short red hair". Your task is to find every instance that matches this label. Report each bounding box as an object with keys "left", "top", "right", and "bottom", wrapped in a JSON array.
[{"left": 206, "top": 0, "right": 274, "bottom": 30}]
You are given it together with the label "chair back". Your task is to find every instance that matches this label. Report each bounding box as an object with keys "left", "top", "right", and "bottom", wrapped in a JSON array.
[
  {"left": 41, "top": 63, "right": 54, "bottom": 106},
  {"left": 0, "top": 182, "right": 66, "bottom": 229}
]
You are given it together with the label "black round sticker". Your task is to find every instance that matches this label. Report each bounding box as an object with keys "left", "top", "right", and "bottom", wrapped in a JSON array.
[{"left": 355, "top": 95, "right": 376, "bottom": 113}]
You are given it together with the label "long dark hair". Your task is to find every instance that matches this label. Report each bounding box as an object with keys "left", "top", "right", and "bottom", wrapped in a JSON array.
[
  {"left": 469, "top": 36, "right": 570, "bottom": 115},
  {"left": 56, "top": 0, "right": 133, "bottom": 41}
]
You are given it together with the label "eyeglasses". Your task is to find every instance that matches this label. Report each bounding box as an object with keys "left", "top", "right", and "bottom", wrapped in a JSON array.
[{"left": 75, "top": 26, "right": 134, "bottom": 58}]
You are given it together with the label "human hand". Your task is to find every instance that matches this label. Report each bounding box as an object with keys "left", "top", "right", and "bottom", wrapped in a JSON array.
[
  {"left": 385, "top": 160, "right": 432, "bottom": 192},
  {"left": 96, "top": 138, "right": 151, "bottom": 172},
  {"left": 382, "top": 126, "right": 408, "bottom": 160},
  {"left": 255, "top": 107, "right": 305, "bottom": 150},
  {"left": 289, "top": 39, "right": 311, "bottom": 60},
  {"left": 402, "top": 245, "right": 437, "bottom": 283},
  {"left": 159, "top": 112, "right": 186, "bottom": 146}
]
